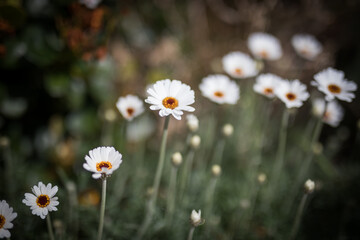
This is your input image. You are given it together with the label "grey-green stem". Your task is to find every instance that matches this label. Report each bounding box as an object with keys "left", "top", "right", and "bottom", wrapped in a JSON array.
[
  {"left": 46, "top": 213, "right": 55, "bottom": 240},
  {"left": 97, "top": 178, "right": 107, "bottom": 240},
  {"left": 289, "top": 193, "right": 308, "bottom": 240},
  {"left": 187, "top": 227, "right": 195, "bottom": 240}
]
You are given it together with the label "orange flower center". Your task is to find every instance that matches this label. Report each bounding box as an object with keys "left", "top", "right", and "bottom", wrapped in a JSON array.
[
  {"left": 0, "top": 215, "right": 5, "bottom": 229},
  {"left": 286, "top": 93, "right": 297, "bottom": 101},
  {"left": 162, "top": 97, "right": 178, "bottom": 109},
  {"left": 328, "top": 84, "right": 341, "bottom": 94},
  {"left": 214, "top": 91, "right": 224, "bottom": 97},
  {"left": 263, "top": 88, "right": 273, "bottom": 95},
  {"left": 234, "top": 68, "right": 243, "bottom": 76},
  {"left": 127, "top": 108, "right": 134, "bottom": 116},
  {"left": 259, "top": 50, "right": 268, "bottom": 58},
  {"left": 300, "top": 48, "right": 310, "bottom": 57},
  {"left": 96, "top": 161, "right": 112, "bottom": 172},
  {"left": 323, "top": 111, "right": 330, "bottom": 120},
  {"left": 36, "top": 195, "right": 50, "bottom": 208}
]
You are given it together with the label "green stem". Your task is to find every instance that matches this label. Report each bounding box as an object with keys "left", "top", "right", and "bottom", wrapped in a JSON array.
[
  {"left": 166, "top": 166, "right": 178, "bottom": 223},
  {"left": 204, "top": 177, "right": 218, "bottom": 218},
  {"left": 187, "top": 227, "right": 195, "bottom": 240},
  {"left": 46, "top": 213, "right": 55, "bottom": 240},
  {"left": 212, "top": 138, "right": 226, "bottom": 165},
  {"left": 179, "top": 149, "right": 195, "bottom": 201},
  {"left": 136, "top": 116, "right": 170, "bottom": 239},
  {"left": 289, "top": 194, "right": 308, "bottom": 240},
  {"left": 97, "top": 178, "right": 107, "bottom": 240}
]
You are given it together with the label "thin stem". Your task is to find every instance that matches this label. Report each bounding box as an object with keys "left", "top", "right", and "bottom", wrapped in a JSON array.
[
  {"left": 97, "top": 178, "right": 107, "bottom": 240},
  {"left": 212, "top": 138, "right": 226, "bottom": 165},
  {"left": 46, "top": 213, "right": 55, "bottom": 240},
  {"left": 166, "top": 166, "right": 178, "bottom": 223},
  {"left": 187, "top": 227, "right": 195, "bottom": 240},
  {"left": 179, "top": 149, "right": 195, "bottom": 201},
  {"left": 289, "top": 194, "right": 308, "bottom": 240},
  {"left": 204, "top": 177, "right": 218, "bottom": 218},
  {"left": 136, "top": 116, "right": 170, "bottom": 239}
]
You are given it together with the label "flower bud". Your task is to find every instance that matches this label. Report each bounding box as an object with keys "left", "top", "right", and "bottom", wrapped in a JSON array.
[
  {"left": 171, "top": 152, "right": 183, "bottom": 167},
  {"left": 211, "top": 165, "right": 221, "bottom": 177},
  {"left": 104, "top": 109, "right": 117, "bottom": 122},
  {"left": 186, "top": 114, "right": 199, "bottom": 132},
  {"left": 222, "top": 124, "right": 234, "bottom": 137},
  {"left": 304, "top": 179, "right": 315, "bottom": 193},
  {"left": 312, "top": 142, "right": 323, "bottom": 155},
  {"left": 257, "top": 173, "right": 266, "bottom": 184},
  {"left": 190, "top": 135, "right": 201, "bottom": 149},
  {"left": 190, "top": 209, "right": 204, "bottom": 227}
]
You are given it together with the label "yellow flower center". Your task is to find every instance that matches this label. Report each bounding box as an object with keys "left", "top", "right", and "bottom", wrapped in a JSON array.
[
  {"left": 259, "top": 50, "right": 268, "bottom": 58},
  {"left": 328, "top": 84, "right": 341, "bottom": 94},
  {"left": 36, "top": 194, "right": 50, "bottom": 208},
  {"left": 234, "top": 68, "right": 243, "bottom": 76},
  {"left": 0, "top": 215, "right": 5, "bottom": 229},
  {"left": 286, "top": 93, "right": 297, "bottom": 101},
  {"left": 162, "top": 97, "right": 178, "bottom": 109},
  {"left": 214, "top": 91, "right": 224, "bottom": 97},
  {"left": 127, "top": 108, "right": 134, "bottom": 116},
  {"left": 96, "top": 161, "right": 112, "bottom": 172},
  {"left": 263, "top": 88, "right": 273, "bottom": 95}
]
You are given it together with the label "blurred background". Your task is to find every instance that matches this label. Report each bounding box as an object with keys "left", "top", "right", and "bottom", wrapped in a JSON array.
[{"left": 1, "top": 0, "right": 360, "bottom": 239}]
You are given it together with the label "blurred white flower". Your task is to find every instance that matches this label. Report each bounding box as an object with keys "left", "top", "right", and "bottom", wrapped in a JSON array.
[
  {"left": 79, "top": 0, "right": 101, "bottom": 9},
  {"left": 291, "top": 34, "right": 322, "bottom": 60},
  {"left": 312, "top": 99, "right": 344, "bottom": 127},
  {"left": 126, "top": 115, "right": 155, "bottom": 142},
  {"left": 312, "top": 67, "right": 357, "bottom": 102},
  {"left": 275, "top": 80, "right": 309, "bottom": 108},
  {"left": 22, "top": 182, "right": 59, "bottom": 219},
  {"left": 253, "top": 73, "right": 283, "bottom": 98},
  {"left": 83, "top": 146, "right": 123, "bottom": 179},
  {"left": 0, "top": 200, "right": 17, "bottom": 238},
  {"left": 304, "top": 179, "right": 315, "bottom": 193},
  {"left": 247, "top": 32, "right": 282, "bottom": 60},
  {"left": 145, "top": 79, "right": 195, "bottom": 120},
  {"left": 116, "top": 95, "right": 144, "bottom": 121},
  {"left": 199, "top": 74, "right": 240, "bottom": 104},
  {"left": 190, "top": 209, "right": 202, "bottom": 227},
  {"left": 222, "top": 51, "right": 259, "bottom": 79},
  {"left": 186, "top": 114, "right": 199, "bottom": 132}
]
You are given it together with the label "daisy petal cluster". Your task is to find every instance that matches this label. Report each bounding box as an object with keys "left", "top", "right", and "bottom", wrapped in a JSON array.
[
  {"left": 199, "top": 74, "right": 240, "bottom": 104},
  {"left": 291, "top": 34, "right": 323, "bottom": 60},
  {"left": 275, "top": 79, "right": 309, "bottom": 108},
  {"left": 247, "top": 32, "right": 282, "bottom": 60},
  {"left": 253, "top": 73, "right": 283, "bottom": 98},
  {"left": 145, "top": 79, "right": 195, "bottom": 120},
  {"left": 22, "top": 182, "right": 59, "bottom": 219},
  {"left": 312, "top": 98, "right": 344, "bottom": 127},
  {"left": 312, "top": 67, "right": 357, "bottom": 102},
  {"left": 222, "top": 51, "right": 259, "bottom": 79},
  {"left": 116, "top": 94, "right": 144, "bottom": 121},
  {"left": 0, "top": 200, "right": 17, "bottom": 238},
  {"left": 83, "top": 146, "right": 123, "bottom": 179}
]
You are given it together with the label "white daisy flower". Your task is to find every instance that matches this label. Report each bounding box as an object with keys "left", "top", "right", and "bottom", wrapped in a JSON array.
[
  {"left": 312, "top": 98, "right": 344, "bottom": 127},
  {"left": 116, "top": 94, "right": 144, "bottom": 121},
  {"left": 253, "top": 73, "right": 283, "bottom": 98},
  {"left": 186, "top": 114, "right": 199, "bottom": 132},
  {"left": 275, "top": 79, "right": 309, "bottom": 108},
  {"left": 247, "top": 32, "right": 282, "bottom": 60},
  {"left": 222, "top": 51, "right": 259, "bottom": 79},
  {"left": 22, "top": 182, "right": 59, "bottom": 219},
  {"left": 83, "top": 146, "right": 123, "bottom": 179},
  {"left": 312, "top": 67, "right": 357, "bottom": 102},
  {"left": 144, "top": 79, "right": 195, "bottom": 120},
  {"left": 0, "top": 200, "right": 17, "bottom": 238},
  {"left": 199, "top": 74, "right": 240, "bottom": 104},
  {"left": 291, "top": 34, "right": 323, "bottom": 60}
]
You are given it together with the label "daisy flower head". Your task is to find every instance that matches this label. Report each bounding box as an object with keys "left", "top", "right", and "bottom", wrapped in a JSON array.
[
  {"left": 291, "top": 34, "right": 323, "bottom": 60},
  {"left": 199, "top": 74, "right": 240, "bottom": 104},
  {"left": 116, "top": 94, "right": 144, "bottom": 121},
  {"left": 22, "top": 182, "right": 59, "bottom": 219},
  {"left": 247, "top": 32, "right": 282, "bottom": 60},
  {"left": 222, "top": 51, "right": 259, "bottom": 79},
  {"left": 83, "top": 146, "right": 123, "bottom": 179},
  {"left": 275, "top": 79, "right": 309, "bottom": 108},
  {"left": 312, "top": 98, "right": 344, "bottom": 127},
  {"left": 312, "top": 67, "right": 357, "bottom": 102},
  {"left": 144, "top": 79, "right": 195, "bottom": 120},
  {"left": 0, "top": 200, "right": 17, "bottom": 238},
  {"left": 253, "top": 73, "right": 284, "bottom": 98}
]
